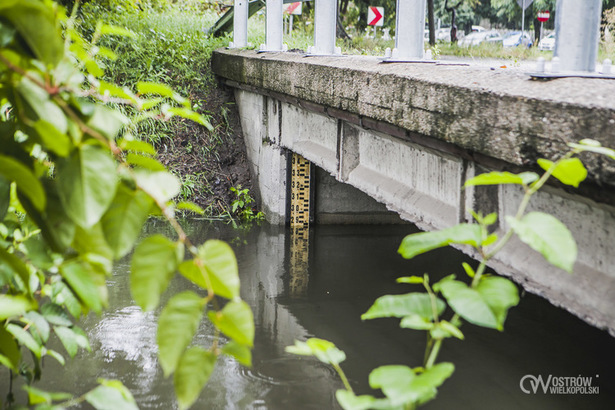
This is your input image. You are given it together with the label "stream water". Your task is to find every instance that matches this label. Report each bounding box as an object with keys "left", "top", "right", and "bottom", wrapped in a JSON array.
[{"left": 3, "top": 221, "right": 614, "bottom": 409}]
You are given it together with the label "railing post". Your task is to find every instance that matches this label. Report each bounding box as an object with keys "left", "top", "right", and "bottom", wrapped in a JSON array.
[
  {"left": 554, "top": 0, "right": 602, "bottom": 73},
  {"left": 386, "top": 0, "right": 427, "bottom": 61},
  {"left": 260, "top": 0, "right": 287, "bottom": 52},
  {"left": 307, "top": 0, "right": 341, "bottom": 55},
  {"left": 229, "top": 0, "right": 248, "bottom": 48}
]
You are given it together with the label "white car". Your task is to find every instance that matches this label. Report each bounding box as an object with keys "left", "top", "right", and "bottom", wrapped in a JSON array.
[
  {"left": 458, "top": 30, "right": 503, "bottom": 47},
  {"left": 538, "top": 32, "right": 555, "bottom": 51}
]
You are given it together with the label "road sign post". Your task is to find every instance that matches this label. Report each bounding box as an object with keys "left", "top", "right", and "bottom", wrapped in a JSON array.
[
  {"left": 283, "top": 3, "right": 301, "bottom": 36},
  {"left": 537, "top": 11, "right": 549, "bottom": 43},
  {"left": 517, "top": 0, "right": 534, "bottom": 35}
]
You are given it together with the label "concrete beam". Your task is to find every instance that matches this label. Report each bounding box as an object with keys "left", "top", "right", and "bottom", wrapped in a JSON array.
[{"left": 212, "top": 49, "right": 615, "bottom": 207}]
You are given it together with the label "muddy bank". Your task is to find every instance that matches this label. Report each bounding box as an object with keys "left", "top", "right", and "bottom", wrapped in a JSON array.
[{"left": 157, "top": 84, "right": 255, "bottom": 216}]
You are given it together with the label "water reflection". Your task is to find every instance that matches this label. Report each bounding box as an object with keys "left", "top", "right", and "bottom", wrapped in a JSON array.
[{"left": 3, "top": 221, "right": 614, "bottom": 409}]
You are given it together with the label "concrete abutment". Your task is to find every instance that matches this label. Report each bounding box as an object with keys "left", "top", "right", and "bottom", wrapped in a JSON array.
[{"left": 217, "top": 50, "right": 615, "bottom": 335}]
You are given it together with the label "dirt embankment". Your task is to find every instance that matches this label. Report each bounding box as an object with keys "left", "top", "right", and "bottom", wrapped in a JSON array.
[{"left": 157, "top": 83, "right": 254, "bottom": 216}]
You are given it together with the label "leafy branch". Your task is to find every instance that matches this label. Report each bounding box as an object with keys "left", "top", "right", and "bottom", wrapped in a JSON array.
[{"left": 0, "top": 1, "right": 254, "bottom": 409}]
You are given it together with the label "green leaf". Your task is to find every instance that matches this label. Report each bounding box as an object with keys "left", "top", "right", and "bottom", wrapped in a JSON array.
[
  {"left": 126, "top": 153, "right": 166, "bottom": 171},
  {"left": 568, "top": 141, "right": 615, "bottom": 159},
  {"left": 369, "top": 365, "right": 416, "bottom": 405},
  {"left": 166, "top": 107, "right": 213, "bottom": 131},
  {"left": 507, "top": 212, "right": 577, "bottom": 273},
  {"left": 400, "top": 314, "right": 434, "bottom": 330},
  {"left": 33, "top": 120, "right": 71, "bottom": 157},
  {"left": 537, "top": 158, "right": 587, "bottom": 188},
  {"left": 72, "top": 222, "right": 113, "bottom": 262},
  {"left": 483, "top": 212, "right": 498, "bottom": 226},
  {"left": 56, "top": 145, "right": 118, "bottom": 228},
  {"left": 361, "top": 293, "right": 445, "bottom": 321},
  {"left": 221, "top": 341, "right": 252, "bottom": 367},
  {"left": 198, "top": 240, "right": 240, "bottom": 299},
  {"left": 398, "top": 224, "right": 482, "bottom": 259},
  {"left": 285, "top": 338, "right": 346, "bottom": 365},
  {"left": 130, "top": 235, "right": 183, "bottom": 311},
  {"left": 462, "top": 262, "right": 475, "bottom": 278},
  {"left": 439, "top": 280, "right": 499, "bottom": 329},
  {"left": 157, "top": 291, "right": 204, "bottom": 377},
  {"left": 0, "top": 176, "right": 9, "bottom": 220},
  {"left": 98, "top": 81, "right": 137, "bottom": 104},
  {"left": 34, "top": 180, "right": 76, "bottom": 252},
  {"left": 44, "top": 349, "right": 65, "bottom": 366},
  {"left": 98, "top": 23, "right": 136, "bottom": 39},
  {"left": 335, "top": 390, "right": 382, "bottom": 410},
  {"left": 464, "top": 171, "right": 539, "bottom": 187},
  {"left": 16, "top": 77, "right": 67, "bottom": 134},
  {"left": 208, "top": 300, "right": 254, "bottom": 347},
  {"left": 6, "top": 323, "right": 41, "bottom": 358},
  {"left": 396, "top": 276, "right": 424, "bottom": 284},
  {"left": 174, "top": 347, "right": 216, "bottom": 410},
  {"left": 51, "top": 281, "right": 82, "bottom": 318},
  {"left": 137, "top": 82, "right": 188, "bottom": 106},
  {"left": 411, "top": 363, "right": 455, "bottom": 400},
  {"left": 176, "top": 201, "right": 205, "bottom": 215},
  {"left": 101, "top": 185, "right": 153, "bottom": 259},
  {"left": 40, "top": 303, "right": 73, "bottom": 327},
  {"left": 86, "top": 105, "right": 129, "bottom": 140},
  {"left": 118, "top": 139, "right": 157, "bottom": 156},
  {"left": 60, "top": 260, "right": 106, "bottom": 314},
  {"left": 0, "top": 295, "right": 35, "bottom": 320},
  {"left": 369, "top": 363, "right": 454, "bottom": 406},
  {"left": 0, "top": 324, "right": 20, "bottom": 370},
  {"left": 437, "top": 321, "right": 464, "bottom": 340},
  {"left": 23, "top": 385, "right": 72, "bottom": 405},
  {"left": 24, "top": 311, "right": 50, "bottom": 344},
  {"left": 54, "top": 326, "right": 90, "bottom": 358},
  {"left": 85, "top": 384, "right": 139, "bottom": 410},
  {"left": 0, "top": 154, "right": 46, "bottom": 211},
  {"left": 476, "top": 277, "right": 519, "bottom": 327},
  {"left": 0, "top": 0, "right": 64, "bottom": 65},
  {"left": 0, "top": 246, "right": 31, "bottom": 292},
  {"left": 133, "top": 170, "right": 181, "bottom": 204}
]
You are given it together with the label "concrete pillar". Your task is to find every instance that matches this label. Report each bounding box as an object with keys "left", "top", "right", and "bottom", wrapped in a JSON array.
[
  {"left": 390, "top": 0, "right": 426, "bottom": 61},
  {"left": 554, "top": 0, "right": 602, "bottom": 72},
  {"left": 261, "top": 0, "right": 287, "bottom": 52},
  {"left": 308, "top": 0, "right": 341, "bottom": 55},
  {"left": 230, "top": 0, "right": 248, "bottom": 48}
]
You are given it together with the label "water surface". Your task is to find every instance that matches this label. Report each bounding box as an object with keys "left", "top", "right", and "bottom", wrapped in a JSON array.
[{"left": 3, "top": 221, "right": 614, "bottom": 409}]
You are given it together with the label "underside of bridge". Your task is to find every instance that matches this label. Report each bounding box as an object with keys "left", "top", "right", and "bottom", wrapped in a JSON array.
[{"left": 212, "top": 49, "right": 615, "bottom": 335}]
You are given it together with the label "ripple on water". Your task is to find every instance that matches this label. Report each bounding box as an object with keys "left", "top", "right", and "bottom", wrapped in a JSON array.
[{"left": 240, "top": 356, "right": 338, "bottom": 386}]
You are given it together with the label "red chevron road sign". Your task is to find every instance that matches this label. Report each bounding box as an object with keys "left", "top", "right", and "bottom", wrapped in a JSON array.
[{"left": 368, "top": 6, "right": 384, "bottom": 26}]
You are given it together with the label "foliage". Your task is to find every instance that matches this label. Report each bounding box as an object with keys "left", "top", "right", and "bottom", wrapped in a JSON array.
[
  {"left": 230, "top": 185, "right": 264, "bottom": 223},
  {"left": 287, "top": 139, "right": 615, "bottom": 409},
  {"left": 0, "top": 0, "right": 254, "bottom": 408}
]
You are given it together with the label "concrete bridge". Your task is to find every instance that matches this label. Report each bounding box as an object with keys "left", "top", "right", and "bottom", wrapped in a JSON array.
[{"left": 211, "top": 49, "right": 615, "bottom": 335}]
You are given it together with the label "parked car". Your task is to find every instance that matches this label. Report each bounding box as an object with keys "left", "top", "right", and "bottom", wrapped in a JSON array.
[
  {"left": 538, "top": 32, "right": 555, "bottom": 51},
  {"left": 458, "top": 30, "right": 503, "bottom": 47},
  {"left": 503, "top": 31, "right": 533, "bottom": 48}
]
